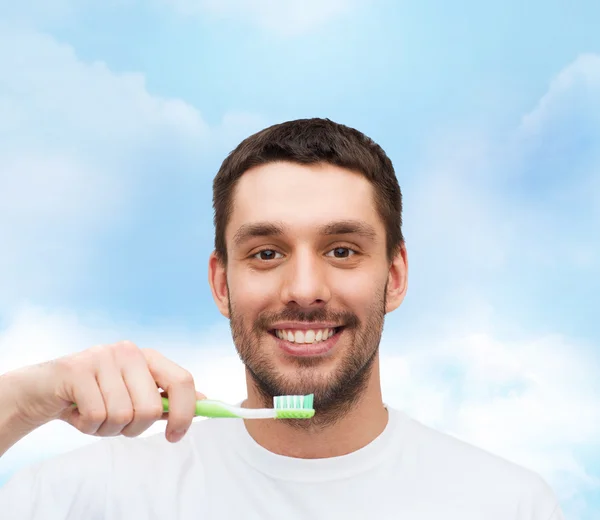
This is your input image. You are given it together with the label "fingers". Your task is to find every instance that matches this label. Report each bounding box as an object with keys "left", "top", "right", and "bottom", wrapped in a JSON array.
[
  {"left": 142, "top": 348, "right": 197, "bottom": 443},
  {"left": 119, "top": 360, "right": 164, "bottom": 438},
  {"left": 64, "top": 372, "right": 107, "bottom": 435},
  {"left": 59, "top": 342, "right": 201, "bottom": 443},
  {"left": 94, "top": 361, "right": 134, "bottom": 437}
]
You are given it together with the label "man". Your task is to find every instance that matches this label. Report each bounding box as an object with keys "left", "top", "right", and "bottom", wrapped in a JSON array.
[{"left": 0, "top": 118, "right": 564, "bottom": 519}]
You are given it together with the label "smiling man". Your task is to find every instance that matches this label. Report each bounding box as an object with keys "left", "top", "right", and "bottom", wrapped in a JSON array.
[
  {"left": 211, "top": 158, "right": 401, "bottom": 450},
  {"left": 0, "top": 119, "right": 564, "bottom": 519}
]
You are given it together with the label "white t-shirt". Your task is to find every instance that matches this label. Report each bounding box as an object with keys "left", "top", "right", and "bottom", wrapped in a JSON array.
[{"left": 0, "top": 407, "right": 564, "bottom": 519}]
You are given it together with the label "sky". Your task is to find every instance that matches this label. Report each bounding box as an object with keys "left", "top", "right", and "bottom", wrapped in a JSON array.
[{"left": 0, "top": 0, "right": 599, "bottom": 517}]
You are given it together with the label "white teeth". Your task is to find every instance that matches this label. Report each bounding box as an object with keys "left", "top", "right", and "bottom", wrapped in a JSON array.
[{"left": 274, "top": 327, "right": 339, "bottom": 344}]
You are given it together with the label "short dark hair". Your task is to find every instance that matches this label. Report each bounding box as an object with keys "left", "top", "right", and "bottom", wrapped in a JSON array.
[{"left": 212, "top": 118, "right": 403, "bottom": 263}]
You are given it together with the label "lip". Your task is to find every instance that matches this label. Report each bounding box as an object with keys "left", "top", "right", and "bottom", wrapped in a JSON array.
[
  {"left": 272, "top": 327, "right": 343, "bottom": 357},
  {"left": 269, "top": 322, "right": 343, "bottom": 331}
]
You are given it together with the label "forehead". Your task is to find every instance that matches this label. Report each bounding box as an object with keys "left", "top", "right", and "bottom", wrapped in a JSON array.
[{"left": 226, "top": 161, "right": 383, "bottom": 242}]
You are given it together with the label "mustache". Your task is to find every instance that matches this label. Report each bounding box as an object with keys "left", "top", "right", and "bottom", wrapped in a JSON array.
[{"left": 255, "top": 307, "right": 359, "bottom": 330}]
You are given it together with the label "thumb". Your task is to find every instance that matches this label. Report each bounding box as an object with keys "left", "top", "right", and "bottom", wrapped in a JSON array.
[{"left": 159, "top": 390, "right": 207, "bottom": 420}]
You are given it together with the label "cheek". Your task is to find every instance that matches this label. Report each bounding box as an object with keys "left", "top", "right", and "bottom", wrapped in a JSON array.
[
  {"left": 230, "top": 270, "right": 279, "bottom": 310},
  {"left": 331, "top": 268, "right": 385, "bottom": 306}
]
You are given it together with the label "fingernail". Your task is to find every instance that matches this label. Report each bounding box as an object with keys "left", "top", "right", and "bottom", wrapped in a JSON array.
[{"left": 168, "top": 429, "right": 186, "bottom": 442}]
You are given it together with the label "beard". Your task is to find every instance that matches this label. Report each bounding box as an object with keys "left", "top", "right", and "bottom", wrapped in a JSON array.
[{"left": 228, "top": 283, "right": 387, "bottom": 429}]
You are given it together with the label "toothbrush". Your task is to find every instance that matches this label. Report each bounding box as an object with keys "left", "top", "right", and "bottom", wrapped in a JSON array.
[{"left": 161, "top": 394, "right": 315, "bottom": 419}]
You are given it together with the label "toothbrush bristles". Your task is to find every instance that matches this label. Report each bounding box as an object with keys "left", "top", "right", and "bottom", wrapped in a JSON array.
[
  {"left": 273, "top": 394, "right": 313, "bottom": 409},
  {"left": 272, "top": 394, "right": 315, "bottom": 419}
]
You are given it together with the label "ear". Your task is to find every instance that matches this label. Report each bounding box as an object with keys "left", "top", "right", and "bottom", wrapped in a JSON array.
[
  {"left": 208, "top": 251, "right": 230, "bottom": 318},
  {"left": 385, "top": 243, "right": 408, "bottom": 314}
]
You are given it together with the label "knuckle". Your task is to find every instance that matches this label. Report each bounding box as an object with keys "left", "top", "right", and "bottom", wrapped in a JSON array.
[
  {"left": 79, "top": 344, "right": 111, "bottom": 368},
  {"left": 111, "top": 408, "right": 134, "bottom": 425},
  {"left": 109, "top": 341, "right": 146, "bottom": 366},
  {"left": 137, "top": 404, "right": 164, "bottom": 422},
  {"left": 117, "top": 340, "right": 138, "bottom": 350},
  {"left": 140, "top": 347, "right": 157, "bottom": 359},
  {"left": 177, "top": 370, "right": 195, "bottom": 387},
  {"left": 113, "top": 340, "right": 140, "bottom": 356},
  {"left": 149, "top": 403, "right": 165, "bottom": 419},
  {"left": 84, "top": 408, "right": 107, "bottom": 425}
]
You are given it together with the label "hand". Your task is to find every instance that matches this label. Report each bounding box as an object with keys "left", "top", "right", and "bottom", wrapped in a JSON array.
[{"left": 6, "top": 341, "right": 202, "bottom": 443}]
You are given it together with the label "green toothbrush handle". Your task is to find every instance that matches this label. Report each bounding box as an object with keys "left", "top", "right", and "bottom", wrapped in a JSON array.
[{"left": 161, "top": 397, "right": 241, "bottom": 418}]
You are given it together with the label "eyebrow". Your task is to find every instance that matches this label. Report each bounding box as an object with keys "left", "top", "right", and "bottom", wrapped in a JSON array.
[
  {"left": 320, "top": 220, "right": 377, "bottom": 240},
  {"left": 232, "top": 219, "right": 378, "bottom": 248},
  {"left": 233, "top": 222, "right": 286, "bottom": 247}
]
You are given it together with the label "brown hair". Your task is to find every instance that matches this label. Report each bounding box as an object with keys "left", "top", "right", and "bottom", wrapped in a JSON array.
[{"left": 212, "top": 118, "right": 404, "bottom": 263}]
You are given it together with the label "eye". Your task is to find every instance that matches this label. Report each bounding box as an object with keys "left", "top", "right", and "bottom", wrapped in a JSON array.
[
  {"left": 326, "top": 247, "right": 356, "bottom": 259},
  {"left": 253, "top": 249, "right": 283, "bottom": 261}
]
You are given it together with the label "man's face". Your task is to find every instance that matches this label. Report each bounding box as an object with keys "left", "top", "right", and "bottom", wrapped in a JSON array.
[{"left": 210, "top": 161, "right": 406, "bottom": 419}]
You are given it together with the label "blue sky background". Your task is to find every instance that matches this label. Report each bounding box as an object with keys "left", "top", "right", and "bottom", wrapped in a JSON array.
[{"left": 1, "top": 1, "right": 599, "bottom": 518}]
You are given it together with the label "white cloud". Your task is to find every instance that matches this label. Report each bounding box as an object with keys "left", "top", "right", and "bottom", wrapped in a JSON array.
[
  {"left": 0, "top": 24, "right": 265, "bottom": 311},
  {"left": 0, "top": 23, "right": 204, "bottom": 309},
  {"left": 0, "top": 24, "right": 208, "bottom": 147},
  {"left": 514, "top": 52, "right": 600, "bottom": 228},
  {"left": 514, "top": 65, "right": 600, "bottom": 282},
  {"left": 167, "top": 0, "right": 359, "bottom": 36},
  {"left": 406, "top": 54, "right": 600, "bottom": 298},
  {"left": 519, "top": 53, "right": 600, "bottom": 139}
]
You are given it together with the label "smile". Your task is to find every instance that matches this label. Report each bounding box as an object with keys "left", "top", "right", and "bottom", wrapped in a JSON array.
[{"left": 269, "top": 327, "right": 344, "bottom": 344}]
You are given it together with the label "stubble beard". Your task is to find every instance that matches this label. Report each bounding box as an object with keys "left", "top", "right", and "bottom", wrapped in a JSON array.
[{"left": 228, "top": 283, "right": 387, "bottom": 430}]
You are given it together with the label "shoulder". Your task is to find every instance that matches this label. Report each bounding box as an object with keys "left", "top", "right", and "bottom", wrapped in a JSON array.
[
  {"left": 0, "top": 438, "right": 112, "bottom": 517},
  {"left": 390, "top": 408, "right": 560, "bottom": 515}
]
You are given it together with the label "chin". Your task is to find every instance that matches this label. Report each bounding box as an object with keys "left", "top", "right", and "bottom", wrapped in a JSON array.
[{"left": 271, "top": 364, "right": 340, "bottom": 395}]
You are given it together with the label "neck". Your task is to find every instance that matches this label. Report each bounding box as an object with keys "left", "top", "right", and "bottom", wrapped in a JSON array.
[{"left": 241, "top": 356, "right": 388, "bottom": 459}]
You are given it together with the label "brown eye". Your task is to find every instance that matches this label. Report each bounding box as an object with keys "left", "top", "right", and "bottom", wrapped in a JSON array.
[
  {"left": 326, "top": 247, "right": 355, "bottom": 259},
  {"left": 254, "top": 249, "right": 282, "bottom": 261}
]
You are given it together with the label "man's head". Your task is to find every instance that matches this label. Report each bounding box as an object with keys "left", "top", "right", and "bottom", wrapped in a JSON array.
[{"left": 208, "top": 118, "right": 408, "bottom": 426}]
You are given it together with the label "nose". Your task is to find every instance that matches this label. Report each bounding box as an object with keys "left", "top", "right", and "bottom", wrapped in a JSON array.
[{"left": 281, "top": 248, "right": 331, "bottom": 308}]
